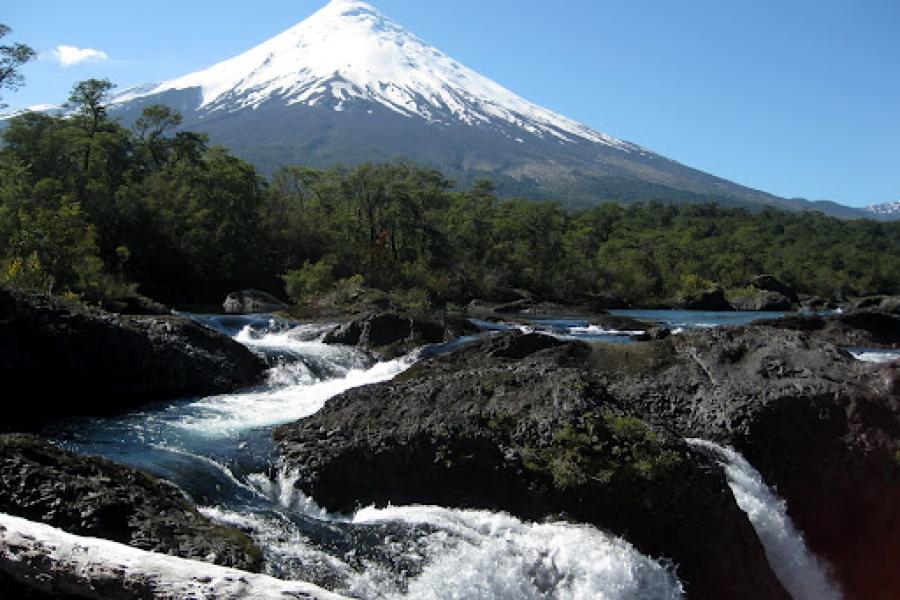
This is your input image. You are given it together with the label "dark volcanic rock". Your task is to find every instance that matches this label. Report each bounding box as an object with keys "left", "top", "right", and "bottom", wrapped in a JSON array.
[
  {"left": 322, "top": 312, "right": 478, "bottom": 358},
  {"left": 730, "top": 289, "right": 794, "bottom": 311},
  {"left": 0, "top": 434, "right": 262, "bottom": 572},
  {"left": 276, "top": 332, "right": 788, "bottom": 600},
  {"left": 0, "top": 288, "right": 266, "bottom": 429},
  {"left": 846, "top": 295, "right": 900, "bottom": 314},
  {"left": 749, "top": 274, "right": 799, "bottom": 305},
  {"left": 581, "top": 292, "right": 630, "bottom": 311},
  {"left": 589, "top": 313, "right": 656, "bottom": 332},
  {"left": 100, "top": 292, "right": 170, "bottom": 316},
  {"left": 278, "top": 314, "right": 900, "bottom": 599},
  {"left": 754, "top": 311, "right": 900, "bottom": 348},
  {"left": 586, "top": 321, "right": 899, "bottom": 600},
  {"left": 633, "top": 326, "right": 671, "bottom": 341},
  {"left": 677, "top": 286, "right": 734, "bottom": 311},
  {"left": 223, "top": 289, "right": 289, "bottom": 314}
]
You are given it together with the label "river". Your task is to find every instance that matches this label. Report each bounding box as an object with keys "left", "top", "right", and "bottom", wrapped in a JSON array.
[{"left": 40, "top": 310, "right": 860, "bottom": 599}]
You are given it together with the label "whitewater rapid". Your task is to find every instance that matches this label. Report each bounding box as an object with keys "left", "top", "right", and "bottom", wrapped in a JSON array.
[
  {"left": 43, "top": 315, "right": 686, "bottom": 599},
  {"left": 206, "top": 466, "right": 685, "bottom": 600}
]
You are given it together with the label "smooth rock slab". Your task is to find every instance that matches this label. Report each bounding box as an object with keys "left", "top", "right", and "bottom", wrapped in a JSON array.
[{"left": 0, "top": 513, "right": 347, "bottom": 600}]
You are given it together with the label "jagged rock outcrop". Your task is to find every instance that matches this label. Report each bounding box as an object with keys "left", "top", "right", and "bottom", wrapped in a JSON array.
[
  {"left": 581, "top": 318, "right": 899, "bottom": 600},
  {"left": 730, "top": 289, "right": 795, "bottom": 311},
  {"left": 0, "top": 434, "right": 262, "bottom": 572},
  {"left": 277, "top": 314, "right": 899, "bottom": 599},
  {"left": 322, "top": 312, "right": 478, "bottom": 358},
  {"left": 0, "top": 288, "right": 266, "bottom": 429},
  {"left": 275, "top": 332, "right": 789, "bottom": 600}
]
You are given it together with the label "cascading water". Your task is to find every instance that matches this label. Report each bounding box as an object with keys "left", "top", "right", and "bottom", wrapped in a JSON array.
[
  {"left": 204, "top": 467, "right": 685, "bottom": 600},
  {"left": 687, "top": 439, "right": 843, "bottom": 600},
  {"left": 42, "top": 314, "right": 686, "bottom": 599}
]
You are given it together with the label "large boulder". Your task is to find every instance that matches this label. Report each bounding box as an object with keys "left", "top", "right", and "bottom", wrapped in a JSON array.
[
  {"left": 730, "top": 289, "right": 795, "bottom": 311},
  {"left": 749, "top": 275, "right": 800, "bottom": 305},
  {"left": 0, "top": 289, "right": 266, "bottom": 429},
  {"left": 848, "top": 295, "right": 900, "bottom": 315},
  {"left": 677, "top": 286, "right": 734, "bottom": 311},
  {"left": 223, "top": 289, "right": 289, "bottom": 314},
  {"left": 275, "top": 332, "right": 789, "bottom": 600},
  {"left": 0, "top": 434, "right": 262, "bottom": 572},
  {"left": 322, "top": 312, "right": 478, "bottom": 358}
]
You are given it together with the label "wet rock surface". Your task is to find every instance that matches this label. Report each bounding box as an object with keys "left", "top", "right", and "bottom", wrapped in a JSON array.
[
  {"left": 0, "top": 288, "right": 266, "bottom": 429},
  {"left": 322, "top": 311, "right": 478, "bottom": 358},
  {"left": 276, "top": 332, "right": 789, "bottom": 600},
  {"left": 277, "top": 314, "right": 900, "bottom": 599},
  {"left": 563, "top": 318, "right": 900, "bottom": 600},
  {"left": 0, "top": 434, "right": 263, "bottom": 573}
]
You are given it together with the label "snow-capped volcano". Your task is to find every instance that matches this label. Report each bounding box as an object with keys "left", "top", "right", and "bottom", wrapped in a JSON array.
[
  {"left": 865, "top": 201, "right": 900, "bottom": 220},
  {"left": 97, "top": 0, "right": 870, "bottom": 217},
  {"left": 136, "top": 0, "right": 632, "bottom": 151}
]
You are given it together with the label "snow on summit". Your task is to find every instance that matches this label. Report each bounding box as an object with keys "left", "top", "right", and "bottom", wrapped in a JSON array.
[{"left": 137, "top": 0, "right": 635, "bottom": 150}]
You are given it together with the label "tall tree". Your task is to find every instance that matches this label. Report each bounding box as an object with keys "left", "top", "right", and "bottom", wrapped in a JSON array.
[
  {"left": 68, "top": 78, "right": 116, "bottom": 135},
  {"left": 134, "top": 104, "right": 183, "bottom": 168},
  {"left": 0, "top": 24, "right": 37, "bottom": 107}
]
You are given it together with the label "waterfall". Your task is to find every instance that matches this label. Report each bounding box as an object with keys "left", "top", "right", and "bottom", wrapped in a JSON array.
[{"left": 687, "top": 439, "right": 843, "bottom": 600}]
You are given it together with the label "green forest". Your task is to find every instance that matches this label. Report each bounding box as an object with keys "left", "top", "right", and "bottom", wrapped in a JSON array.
[{"left": 1, "top": 77, "right": 899, "bottom": 309}]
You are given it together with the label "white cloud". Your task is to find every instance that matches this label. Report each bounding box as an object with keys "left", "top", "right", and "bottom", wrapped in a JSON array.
[{"left": 53, "top": 45, "right": 109, "bottom": 67}]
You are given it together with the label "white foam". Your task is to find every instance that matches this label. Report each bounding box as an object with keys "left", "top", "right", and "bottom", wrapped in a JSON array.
[
  {"left": 172, "top": 353, "right": 414, "bottom": 434},
  {"left": 848, "top": 349, "right": 900, "bottom": 364},
  {"left": 248, "top": 467, "right": 337, "bottom": 521},
  {"left": 568, "top": 325, "right": 645, "bottom": 336},
  {"left": 202, "top": 498, "right": 685, "bottom": 600},
  {"left": 686, "top": 439, "right": 843, "bottom": 600},
  {"left": 353, "top": 505, "right": 685, "bottom": 600}
]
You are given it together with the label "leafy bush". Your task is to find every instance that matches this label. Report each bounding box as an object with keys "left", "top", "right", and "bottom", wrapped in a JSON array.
[{"left": 282, "top": 256, "right": 336, "bottom": 303}]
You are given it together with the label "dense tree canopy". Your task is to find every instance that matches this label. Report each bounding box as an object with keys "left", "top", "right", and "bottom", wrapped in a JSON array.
[{"left": 1, "top": 78, "right": 898, "bottom": 308}]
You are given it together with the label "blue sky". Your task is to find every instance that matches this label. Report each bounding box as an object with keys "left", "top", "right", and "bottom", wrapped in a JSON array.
[{"left": 4, "top": 0, "right": 899, "bottom": 207}]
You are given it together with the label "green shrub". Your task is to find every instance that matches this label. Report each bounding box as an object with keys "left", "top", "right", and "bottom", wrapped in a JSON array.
[{"left": 282, "top": 256, "right": 336, "bottom": 303}]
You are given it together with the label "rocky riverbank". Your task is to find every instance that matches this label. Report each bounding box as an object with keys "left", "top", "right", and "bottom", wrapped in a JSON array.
[
  {"left": 275, "top": 331, "right": 788, "bottom": 599},
  {"left": 275, "top": 312, "right": 899, "bottom": 600},
  {"left": 0, "top": 434, "right": 271, "bottom": 598},
  {"left": 0, "top": 289, "right": 266, "bottom": 429},
  {"left": 0, "top": 434, "right": 263, "bottom": 572}
]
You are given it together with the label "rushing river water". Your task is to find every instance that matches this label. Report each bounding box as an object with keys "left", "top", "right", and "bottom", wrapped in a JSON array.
[{"left": 40, "top": 311, "right": 861, "bottom": 599}]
